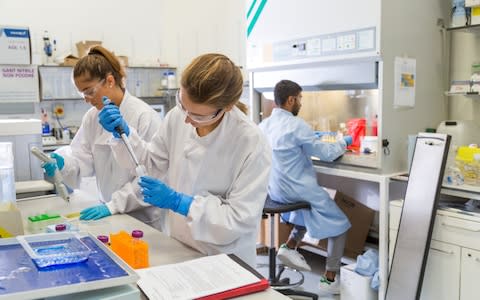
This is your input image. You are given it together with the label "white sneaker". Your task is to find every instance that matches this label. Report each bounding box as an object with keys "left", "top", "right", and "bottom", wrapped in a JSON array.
[
  {"left": 318, "top": 275, "right": 340, "bottom": 294},
  {"left": 276, "top": 244, "right": 312, "bottom": 271}
]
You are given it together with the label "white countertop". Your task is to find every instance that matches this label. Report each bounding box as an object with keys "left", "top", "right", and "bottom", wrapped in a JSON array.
[{"left": 16, "top": 193, "right": 289, "bottom": 300}]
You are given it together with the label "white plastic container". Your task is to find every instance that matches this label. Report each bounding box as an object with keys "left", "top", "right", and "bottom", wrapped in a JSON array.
[
  {"left": 360, "top": 136, "right": 378, "bottom": 153},
  {"left": 0, "top": 142, "right": 16, "bottom": 210},
  {"left": 340, "top": 263, "right": 377, "bottom": 300}
]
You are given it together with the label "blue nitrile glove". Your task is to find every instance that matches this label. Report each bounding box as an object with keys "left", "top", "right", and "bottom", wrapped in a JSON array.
[
  {"left": 314, "top": 131, "right": 324, "bottom": 138},
  {"left": 138, "top": 176, "right": 194, "bottom": 216},
  {"left": 41, "top": 153, "right": 64, "bottom": 177},
  {"left": 98, "top": 96, "right": 130, "bottom": 138},
  {"left": 79, "top": 204, "right": 112, "bottom": 220},
  {"left": 343, "top": 135, "right": 353, "bottom": 146}
]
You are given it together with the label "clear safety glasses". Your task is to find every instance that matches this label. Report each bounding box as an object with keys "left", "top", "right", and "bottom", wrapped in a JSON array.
[
  {"left": 176, "top": 91, "right": 223, "bottom": 123},
  {"left": 77, "top": 79, "right": 105, "bottom": 99}
]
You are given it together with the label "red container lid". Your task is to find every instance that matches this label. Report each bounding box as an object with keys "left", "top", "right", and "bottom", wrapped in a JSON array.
[
  {"left": 55, "top": 224, "right": 67, "bottom": 231},
  {"left": 97, "top": 235, "right": 109, "bottom": 243}
]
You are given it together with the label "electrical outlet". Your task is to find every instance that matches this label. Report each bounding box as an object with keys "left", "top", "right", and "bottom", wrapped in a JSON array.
[{"left": 52, "top": 103, "right": 65, "bottom": 118}]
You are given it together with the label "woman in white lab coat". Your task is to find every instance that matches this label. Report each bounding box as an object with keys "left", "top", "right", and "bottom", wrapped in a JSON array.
[
  {"left": 42, "top": 46, "right": 163, "bottom": 226},
  {"left": 98, "top": 53, "right": 271, "bottom": 266}
]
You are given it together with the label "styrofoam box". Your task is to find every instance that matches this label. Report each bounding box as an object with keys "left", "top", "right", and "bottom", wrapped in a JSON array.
[{"left": 340, "top": 263, "right": 377, "bottom": 300}]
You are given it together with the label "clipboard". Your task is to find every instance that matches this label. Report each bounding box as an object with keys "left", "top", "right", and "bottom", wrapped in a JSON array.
[{"left": 196, "top": 254, "right": 270, "bottom": 300}]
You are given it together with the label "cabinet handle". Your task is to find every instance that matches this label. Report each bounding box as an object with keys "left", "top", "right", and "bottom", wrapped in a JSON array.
[
  {"left": 430, "top": 247, "right": 454, "bottom": 255},
  {"left": 441, "top": 222, "right": 480, "bottom": 232}
]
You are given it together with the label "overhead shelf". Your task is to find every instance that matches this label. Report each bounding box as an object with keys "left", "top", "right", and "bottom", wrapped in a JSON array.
[
  {"left": 447, "top": 24, "right": 480, "bottom": 33},
  {"left": 445, "top": 91, "right": 480, "bottom": 97}
]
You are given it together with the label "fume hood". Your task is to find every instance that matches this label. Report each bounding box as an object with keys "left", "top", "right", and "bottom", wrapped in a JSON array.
[{"left": 246, "top": 0, "right": 449, "bottom": 173}]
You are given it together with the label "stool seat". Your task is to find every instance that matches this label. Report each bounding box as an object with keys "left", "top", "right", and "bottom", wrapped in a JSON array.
[
  {"left": 258, "top": 195, "right": 318, "bottom": 300},
  {"left": 263, "top": 195, "right": 311, "bottom": 214}
]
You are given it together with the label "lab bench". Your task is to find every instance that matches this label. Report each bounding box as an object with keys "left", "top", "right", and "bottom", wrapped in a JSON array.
[{"left": 15, "top": 193, "right": 289, "bottom": 300}]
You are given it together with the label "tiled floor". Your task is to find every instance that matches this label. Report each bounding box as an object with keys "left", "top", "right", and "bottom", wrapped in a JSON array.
[{"left": 256, "top": 248, "right": 339, "bottom": 300}]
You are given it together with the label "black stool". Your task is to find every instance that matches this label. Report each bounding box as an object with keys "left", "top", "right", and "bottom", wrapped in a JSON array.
[{"left": 260, "top": 195, "right": 318, "bottom": 300}]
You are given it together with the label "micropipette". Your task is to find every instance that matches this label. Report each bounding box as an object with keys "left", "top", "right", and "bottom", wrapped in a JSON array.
[
  {"left": 31, "top": 147, "right": 70, "bottom": 202},
  {"left": 102, "top": 97, "right": 146, "bottom": 177}
]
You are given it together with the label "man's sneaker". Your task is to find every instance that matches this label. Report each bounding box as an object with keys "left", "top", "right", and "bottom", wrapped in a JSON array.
[
  {"left": 276, "top": 244, "right": 312, "bottom": 271},
  {"left": 318, "top": 275, "right": 340, "bottom": 294}
]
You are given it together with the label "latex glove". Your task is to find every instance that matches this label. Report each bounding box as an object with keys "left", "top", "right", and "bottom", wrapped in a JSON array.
[
  {"left": 138, "top": 176, "right": 193, "bottom": 216},
  {"left": 343, "top": 135, "right": 353, "bottom": 146},
  {"left": 98, "top": 96, "right": 130, "bottom": 138},
  {"left": 80, "top": 204, "right": 112, "bottom": 220},
  {"left": 41, "top": 153, "right": 64, "bottom": 177}
]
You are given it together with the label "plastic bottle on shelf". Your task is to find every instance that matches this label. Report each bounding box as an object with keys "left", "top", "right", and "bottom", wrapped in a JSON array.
[
  {"left": 161, "top": 72, "right": 168, "bottom": 89},
  {"left": 41, "top": 108, "right": 50, "bottom": 136},
  {"left": 167, "top": 71, "right": 176, "bottom": 89},
  {"left": 451, "top": 0, "right": 467, "bottom": 27}
]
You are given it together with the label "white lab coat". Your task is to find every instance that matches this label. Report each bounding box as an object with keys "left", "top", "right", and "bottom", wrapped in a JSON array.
[
  {"left": 109, "top": 106, "right": 271, "bottom": 266},
  {"left": 57, "top": 91, "right": 163, "bottom": 226}
]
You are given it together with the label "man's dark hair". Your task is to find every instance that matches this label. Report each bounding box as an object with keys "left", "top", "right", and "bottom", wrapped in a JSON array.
[{"left": 274, "top": 80, "right": 302, "bottom": 106}]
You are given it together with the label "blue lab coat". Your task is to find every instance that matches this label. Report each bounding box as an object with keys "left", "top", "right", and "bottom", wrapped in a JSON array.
[{"left": 259, "top": 108, "right": 351, "bottom": 239}]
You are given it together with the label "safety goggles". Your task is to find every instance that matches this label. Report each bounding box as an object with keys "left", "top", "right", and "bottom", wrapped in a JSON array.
[
  {"left": 176, "top": 91, "right": 223, "bottom": 123},
  {"left": 77, "top": 78, "right": 105, "bottom": 99}
]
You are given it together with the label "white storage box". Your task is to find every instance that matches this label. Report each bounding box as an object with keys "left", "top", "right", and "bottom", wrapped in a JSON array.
[
  {"left": 0, "top": 26, "right": 31, "bottom": 64},
  {"left": 340, "top": 263, "right": 377, "bottom": 300}
]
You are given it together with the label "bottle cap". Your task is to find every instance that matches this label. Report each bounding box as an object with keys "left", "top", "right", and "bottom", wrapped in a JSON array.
[
  {"left": 55, "top": 224, "right": 67, "bottom": 231},
  {"left": 131, "top": 230, "right": 143, "bottom": 238},
  {"left": 97, "top": 235, "right": 109, "bottom": 243}
]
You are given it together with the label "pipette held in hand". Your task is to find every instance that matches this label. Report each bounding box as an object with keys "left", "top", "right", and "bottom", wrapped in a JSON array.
[
  {"left": 30, "top": 147, "right": 70, "bottom": 202},
  {"left": 102, "top": 96, "right": 145, "bottom": 176}
]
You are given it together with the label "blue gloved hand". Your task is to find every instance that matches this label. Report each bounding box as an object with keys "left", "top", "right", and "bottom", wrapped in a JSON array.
[
  {"left": 98, "top": 96, "right": 130, "bottom": 138},
  {"left": 79, "top": 204, "right": 112, "bottom": 220},
  {"left": 343, "top": 135, "right": 353, "bottom": 146},
  {"left": 41, "top": 153, "right": 64, "bottom": 177},
  {"left": 138, "top": 176, "right": 193, "bottom": 216}
]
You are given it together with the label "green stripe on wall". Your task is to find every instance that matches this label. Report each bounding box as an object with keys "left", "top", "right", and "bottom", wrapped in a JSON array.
[
  {"left": 247, "top": 0, "right": 267, "bottom": 37},
  {"left": 246, "top": 0, "right": 257, "bottom": 19}
]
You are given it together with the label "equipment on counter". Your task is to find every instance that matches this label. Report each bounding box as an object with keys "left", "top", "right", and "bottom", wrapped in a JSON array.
[
  {"left": 0, "top": 232, "right": 139, "bottom": 299},
  {"left": 0, "top": 119, "right": 43, "bottom": 181},
  {"left": 30, "top": 146, "right": 70, "bottom": 202}
]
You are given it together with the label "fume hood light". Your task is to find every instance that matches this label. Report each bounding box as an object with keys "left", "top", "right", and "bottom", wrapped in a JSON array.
[{"left": 346, "top": 90, "right": 367, "bottom": 99}]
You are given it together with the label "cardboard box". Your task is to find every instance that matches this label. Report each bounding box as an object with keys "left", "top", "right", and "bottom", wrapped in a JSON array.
[
  {"left": 0, "top": 26, "right": 31, "bottom": 64},
  {"left": 340, "top": 263, "right": 377, "bottom": 300},
  {"left": 76, "top": 40, "right": 102, "bottom": 58},
  {"left": 60, "top": 54, "right": 79, "bottom": 66},
  {"left": 117, "top": 55, "right": 129, "bottom": 67},
  {"left": 316, "top": 190, "right": 375, "bottom": 258}
]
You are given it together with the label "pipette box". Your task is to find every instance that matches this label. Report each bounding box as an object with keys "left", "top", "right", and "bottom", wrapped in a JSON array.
[
  {"left": 0, "top": 232, "right": 139, "bottom": 299},
  {"left": 17, "top": 232, "right": 91, "bottom": 268}
]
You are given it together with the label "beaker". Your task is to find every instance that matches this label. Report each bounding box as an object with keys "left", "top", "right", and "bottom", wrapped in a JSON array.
[{"left": 0, "top": 142, "right": 16, "bottom": 210}]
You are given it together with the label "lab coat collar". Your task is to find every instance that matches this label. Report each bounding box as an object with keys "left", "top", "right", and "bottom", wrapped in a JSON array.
[{"left": 272, "top": 107, "right": 293, "bottom": 117}]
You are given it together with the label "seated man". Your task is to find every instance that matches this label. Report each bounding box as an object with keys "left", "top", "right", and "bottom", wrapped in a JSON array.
[{"left": 259, "top": 79, "right": 351, "bottom": 295}]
